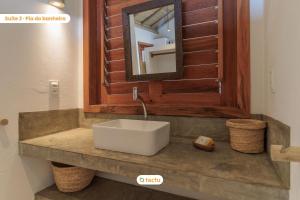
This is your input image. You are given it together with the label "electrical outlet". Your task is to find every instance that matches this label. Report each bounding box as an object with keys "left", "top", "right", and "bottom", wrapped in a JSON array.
[{"left": 49, "top": 80, "right": 59, "bottom": 95}]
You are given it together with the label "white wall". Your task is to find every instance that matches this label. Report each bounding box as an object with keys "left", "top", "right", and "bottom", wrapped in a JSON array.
[
  {"left": 0, "top": 0, "right": 82, "bottom": 200},
  {"left": 250, "top": 0, "right": 267, "bottom": 114},
  {"left": 263, "top": 0, "right": 300, "bottom": 199},
  {"left": 251, "top": 0, "right": 300, "bottom": 199},
  {"left": 135, "top": 26, "right": 158, "bottom": 44},
  {"left": 158, "top": 18, "right": 175, "bottom": 42}
]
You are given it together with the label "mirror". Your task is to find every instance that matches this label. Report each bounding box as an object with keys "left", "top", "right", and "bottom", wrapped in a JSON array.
[{"left": 123, "top": 0, "right": 183, "bottom": 81}]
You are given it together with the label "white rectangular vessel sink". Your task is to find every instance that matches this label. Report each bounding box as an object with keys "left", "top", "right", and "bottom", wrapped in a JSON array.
[{"left": 93, "top": 119, "right": 170, "bottom": 156}]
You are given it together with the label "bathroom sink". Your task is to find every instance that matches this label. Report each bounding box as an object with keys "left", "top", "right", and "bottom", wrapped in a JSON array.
[{"left": 92, "top": 119, "right": 170, "bottom": 156}]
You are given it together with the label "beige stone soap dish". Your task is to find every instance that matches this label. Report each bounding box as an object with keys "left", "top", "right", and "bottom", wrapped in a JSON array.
[{"left": 193, "top": 136, "right": 215, "bottom": 152}]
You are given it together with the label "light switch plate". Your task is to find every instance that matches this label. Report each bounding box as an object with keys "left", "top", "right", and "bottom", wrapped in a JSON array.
[{"left": 49, "top": 80, "right": 59, "bottom": 95}]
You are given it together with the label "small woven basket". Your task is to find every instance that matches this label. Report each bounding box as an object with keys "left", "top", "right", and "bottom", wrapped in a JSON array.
[
  {"left": 52, "top": 162, "right": 95, "bottom": 193},
  {"left": 226, "top": 119, "right": 267, "bottom": 154}
]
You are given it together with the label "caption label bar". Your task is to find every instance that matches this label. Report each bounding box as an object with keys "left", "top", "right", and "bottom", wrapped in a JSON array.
[{"left": 0, "top": 14, "right": 70, "bottom": 24}]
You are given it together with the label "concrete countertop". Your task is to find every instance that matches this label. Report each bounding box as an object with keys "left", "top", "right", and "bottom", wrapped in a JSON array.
[{"left": 19, "top": 128, "right": 288, "bottom": 200}]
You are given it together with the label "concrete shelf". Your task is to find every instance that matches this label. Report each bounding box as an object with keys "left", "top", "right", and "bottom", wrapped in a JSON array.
[
  {"left": 20, "top": 128, "right": 288, "bottom": 200},
  {"left": 35, "top": 177, "right": 193, "bottom": 200}
]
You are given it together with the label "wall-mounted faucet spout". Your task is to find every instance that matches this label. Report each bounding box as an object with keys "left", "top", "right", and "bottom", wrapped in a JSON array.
[{"left": 133, "top": 87, "right": 148, "bottom": 120}]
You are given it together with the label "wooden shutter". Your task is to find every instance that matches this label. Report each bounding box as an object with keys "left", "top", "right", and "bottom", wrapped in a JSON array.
[{"left": 102, "top": 0, "right": 224, "bottom": 106}]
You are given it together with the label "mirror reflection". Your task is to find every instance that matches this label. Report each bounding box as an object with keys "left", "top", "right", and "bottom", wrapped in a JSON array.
[{"left": 129, "top": 4, "right": 176, "bottom": 75}]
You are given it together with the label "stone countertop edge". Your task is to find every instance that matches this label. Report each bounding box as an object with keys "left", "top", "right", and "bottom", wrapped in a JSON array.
[{"left": 19, "top": 128, "right": 289, "bottom": 200}]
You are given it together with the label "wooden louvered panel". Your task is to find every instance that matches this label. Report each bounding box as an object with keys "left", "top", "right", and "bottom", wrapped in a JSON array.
[
  {"left": 108, "top": 82, "right": 148, "bottom": 94},
  {"left": 217, "top": 0, "right": 224, "bottom": 80},
  {"left": 108, "top": 59, "right": 125, "bottom": 71},
  {"left": 107, "top": 37, "right": 124, "bottom": 50},
  {"left": 183, "top": 36, "right": 218, "bottom": 52},
  {"left": 108, "top": 5, "right": 218, "bottom": 29},
  {"left": 106, "top": 93, "right": 150, "bottom": 104},
  {"left": 106, "top": 0, "right": 118, "bottom": 6},
  {"left": 107, "top": 0, "right": 218, "bottom": 16},
  {"left": 184, "top": 51, "right": 217, "bottom": 66},
  {"left": 184, "top": 65, "right": 218, "bottom": 79},
  {"left": 107, "top": 26, "right": 123, "bottom": 39},
  {"left": 106, "top": 0, "right": 134, "bottom": 6},
  {"left": 107, "top": 14, "right": 122, "bottom": 27},
  {"left": 108, "top": 27, "right": 218, "bottom": 51},
  {"left": 108, "top": 51, "right": 218, "bottom": 65},
  {"left": 108, "top": 52, "right": 218, "bottom": 67},
  {"left": 108, "top": 36, "right": 217, "bottom": 53},
  {"left": 183, "top": 21, "right": 218, "bottom": 39},
  {"left": 103, "top": 0, "right": 222, "bottom": 107},
  {"left": 153, "top": 93, "right": 221, "bottom": 105},
  {"left": 162, "top": 80, "right": 219, "bottom": 94},
  {"left": 109, "top": 71, "right": 126, "bottom": 83},
  {"left": 182, "top": 0, "right": 218, "bottom": 12},
  {"left": 107, "top": 49, "right": 124, "bottom": 61},
  {"left": 107, "top": 66, "right": 219, "bottom": 88},
  {"left": 183, "top": 6, "right": 218, "bottom": 26},
  {"left": 84, "top": 0, "right": 250, "bottom": 117},
  {"left": 106, "top": 0, "right": 132, "bottom": 6},
  {"left": 107, "top": 0, "right": 148, "bottom": 16},
  {"left": 107, "top": 52, "right": 218, "bottom": 72}
]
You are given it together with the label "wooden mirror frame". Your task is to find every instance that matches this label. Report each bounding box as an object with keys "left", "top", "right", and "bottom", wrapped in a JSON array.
[{"left": 122, "top": 0, "right": 183, "bottom": 81}]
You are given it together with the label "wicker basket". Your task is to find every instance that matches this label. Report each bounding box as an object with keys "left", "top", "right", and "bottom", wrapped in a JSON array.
[
  {"left": 226, "top": 119, "right": 267, "bottom": 154},
  {"left": 52, "top": 162, "right": 95, "bottom": 193}
]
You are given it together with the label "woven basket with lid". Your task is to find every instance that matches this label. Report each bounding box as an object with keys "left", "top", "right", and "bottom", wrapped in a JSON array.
[
  {"left": 226, "top": 119, "right": 267, "bottom": 154},
  {"left": 52, "top": 162, "right": 95, "bottom": 193}
]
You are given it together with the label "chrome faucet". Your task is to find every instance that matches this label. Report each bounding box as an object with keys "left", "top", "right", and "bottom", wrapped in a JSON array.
[{"left": 133, "top": 87, "right": 148, "bottom": 120}]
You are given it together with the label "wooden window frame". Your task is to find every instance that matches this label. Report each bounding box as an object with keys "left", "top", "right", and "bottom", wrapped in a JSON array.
[{"left": 83, "top": 0, "right": 250, "bottom": 118}]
